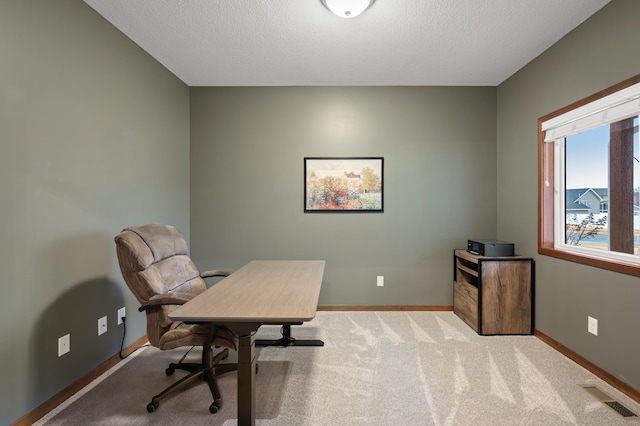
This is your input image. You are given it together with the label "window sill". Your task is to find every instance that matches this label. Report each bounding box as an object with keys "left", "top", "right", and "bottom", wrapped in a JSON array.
[{"left": 538, "top": 244, "right": 640, "bottom": 277}]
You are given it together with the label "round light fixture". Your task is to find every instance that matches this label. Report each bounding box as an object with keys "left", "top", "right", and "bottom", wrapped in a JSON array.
[{"left": 321, "top": 0, "right": 376, "bottom": 19}]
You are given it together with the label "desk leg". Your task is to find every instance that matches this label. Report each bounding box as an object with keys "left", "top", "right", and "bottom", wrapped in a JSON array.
[{"left": 237, "top": 334, "right": 256, "bottom": 426}]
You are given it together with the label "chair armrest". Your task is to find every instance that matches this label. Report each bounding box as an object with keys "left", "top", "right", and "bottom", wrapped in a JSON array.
[
  {"left": 138, "top": 292, "right": 196, "bottom": 312},
  {"left": 200, "top": 270, "right": 231, "bottom": 279}
]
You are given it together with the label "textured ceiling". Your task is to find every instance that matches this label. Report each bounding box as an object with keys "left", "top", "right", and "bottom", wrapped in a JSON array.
[{"left": 83, "top": 0, "right": 611, "bottom": 86}]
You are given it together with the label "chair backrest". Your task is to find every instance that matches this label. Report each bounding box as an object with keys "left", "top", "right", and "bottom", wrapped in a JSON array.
[{"left": 114, "top": 224, "right": 207, "bottom": 347}]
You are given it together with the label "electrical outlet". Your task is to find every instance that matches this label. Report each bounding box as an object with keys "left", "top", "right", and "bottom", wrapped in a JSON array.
[
  {"left": 58, "top": 334, "right": 70, "bottom": 357},
  {"left": 117, "top": 307, "right": 126, "bottom": 325},
  {"left": 98, "top": 316, "right": 108, "bottom": 336},
  {"left": 588, "top": 316, "right": 598, "bottom": 336},
  {"left": 377, "top": 275, "right": 384, "bottom": 287}
]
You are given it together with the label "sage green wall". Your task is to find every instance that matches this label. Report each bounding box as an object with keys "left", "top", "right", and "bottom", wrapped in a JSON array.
[
  {"left": 9, "top": 0, "right": 636, "bottom": 423},
  {"left": 0, "top": 1, "right": 190, "bottom": 423},
  {"left": 190, "top": 86, "right": 497, "bottom": 305},
  {"left": 497, "top": 0, "right": 640, "bottom": 390}
]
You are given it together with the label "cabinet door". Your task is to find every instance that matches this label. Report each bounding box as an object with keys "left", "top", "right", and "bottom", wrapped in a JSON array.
[
  {"left": 454, "top": 280, "right": 478, "bottom": 332},
  {"left": 480, "top": 260, "right": 532, "bottom": 335}
]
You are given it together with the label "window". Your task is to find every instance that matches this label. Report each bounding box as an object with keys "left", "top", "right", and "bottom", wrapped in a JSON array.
[{"left": 538, "top": 75, "right": 640, "bottom": 276}]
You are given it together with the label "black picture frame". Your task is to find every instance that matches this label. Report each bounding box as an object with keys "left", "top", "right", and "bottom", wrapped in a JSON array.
[{"left": 304, "top": 157, "right": 384, "bottom": 212}]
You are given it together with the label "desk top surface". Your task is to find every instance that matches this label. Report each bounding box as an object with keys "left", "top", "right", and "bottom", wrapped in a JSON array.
[{"left": 169, "top": 260, "right": 325, "bottom": 326}]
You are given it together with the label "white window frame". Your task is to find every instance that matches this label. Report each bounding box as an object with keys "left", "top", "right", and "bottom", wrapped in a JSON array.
[
  {"left": 554, "top": 136, "right": 640, "bottom": 265},
  {"left": 538, "top": 75, "right": 640, "bottom": 277}
]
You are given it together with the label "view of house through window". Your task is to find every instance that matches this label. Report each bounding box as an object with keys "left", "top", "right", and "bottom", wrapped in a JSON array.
[
  {"left": 539, "top": 75, "right": 640, "bottom": 276},
  {"left": 563, "top": 117, "right": 640, "bottom": 255}
]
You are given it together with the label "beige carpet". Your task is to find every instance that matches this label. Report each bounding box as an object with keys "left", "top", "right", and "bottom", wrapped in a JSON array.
[{"left": 39, "top": 311, "right": 640, "bottom": 425}]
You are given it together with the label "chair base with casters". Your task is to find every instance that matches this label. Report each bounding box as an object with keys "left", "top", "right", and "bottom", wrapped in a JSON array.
[{"left": 146, "top": 327, "right": 238, "bottom": 414}]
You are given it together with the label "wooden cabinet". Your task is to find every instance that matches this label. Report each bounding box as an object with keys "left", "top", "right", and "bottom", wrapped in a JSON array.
[{"left": 453, "top": 249, "right": 534, "bottom": 335}]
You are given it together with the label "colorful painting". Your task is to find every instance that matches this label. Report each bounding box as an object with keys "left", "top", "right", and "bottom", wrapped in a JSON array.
[{"left": 304, "top": 157, "right": 383, "bottom": 212}]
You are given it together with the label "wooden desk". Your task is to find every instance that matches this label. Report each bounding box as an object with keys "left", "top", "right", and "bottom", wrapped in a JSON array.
[{"left": 169, "top": 260, "right": 325, "bottom": 426}]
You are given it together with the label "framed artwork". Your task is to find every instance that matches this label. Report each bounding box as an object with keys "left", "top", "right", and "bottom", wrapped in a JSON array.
[{"left": 304, "top": 157, "right": 384, "bottom": 212}]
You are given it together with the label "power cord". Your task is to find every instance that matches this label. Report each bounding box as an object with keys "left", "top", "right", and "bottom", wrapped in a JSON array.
[
  {"left": 119, "top": 316, "right": 149, "bottom": 360},
  {"left": 177, "top": 345, "right": 195, "bottom": 364},
  {"left": 118, "top": 316, "right": 195, "bottom": 364}
]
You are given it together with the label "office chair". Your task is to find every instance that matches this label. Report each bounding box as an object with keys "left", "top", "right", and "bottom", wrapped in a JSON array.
[{"left": 115, "top": 224, "right": 237, "bottom": 414}]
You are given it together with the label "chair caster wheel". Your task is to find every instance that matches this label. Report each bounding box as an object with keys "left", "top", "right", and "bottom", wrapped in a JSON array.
[
  {"left": 209, "top": 398, "right": 222, "bottom": 413},
  {"left": 147, "top": 401, "right": 159, "bottom": 412},
  {"left": 166, "top": 367, "right": 175, "bottom": 376}
]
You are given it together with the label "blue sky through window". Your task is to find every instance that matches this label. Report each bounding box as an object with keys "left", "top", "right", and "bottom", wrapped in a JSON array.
[{"left": 565, "top": 117, "right": 639, "bottom": 189}]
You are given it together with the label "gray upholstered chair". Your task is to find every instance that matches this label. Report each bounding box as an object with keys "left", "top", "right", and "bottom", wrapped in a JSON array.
[{"left": 115, "top": 224, "right": 237, "bottom": 414}]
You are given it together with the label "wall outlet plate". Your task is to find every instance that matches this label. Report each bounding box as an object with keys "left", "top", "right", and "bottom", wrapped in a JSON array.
[
  {"left": 117, "top": 307, "right": 126, "bottom": 325},
  {"left": 58, "top": 334, "right": 70, "bottom": 357},
  {"left": 98, "top": 316, "right": 108, "bottom": 336},
  {"left": 377, "top": 276, "right": 384, "bottom": 287},
  {"left": 588, "top": 316, "right": 598, "bottom": 336}
]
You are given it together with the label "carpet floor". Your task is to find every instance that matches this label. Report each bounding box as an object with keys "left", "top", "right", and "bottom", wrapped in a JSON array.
[{"left": 38, "top": 311, "right": 640, "bottom": 425}]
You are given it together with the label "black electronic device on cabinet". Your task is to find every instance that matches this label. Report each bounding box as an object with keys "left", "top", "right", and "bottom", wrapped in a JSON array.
[{"left": 467, "top": 239, "right": 514, "bottom": 257}]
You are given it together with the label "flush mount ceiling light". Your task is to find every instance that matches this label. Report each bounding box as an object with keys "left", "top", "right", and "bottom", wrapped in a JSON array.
[{"left": 321, "top": 0, "right": 376, "bottom": 19}]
